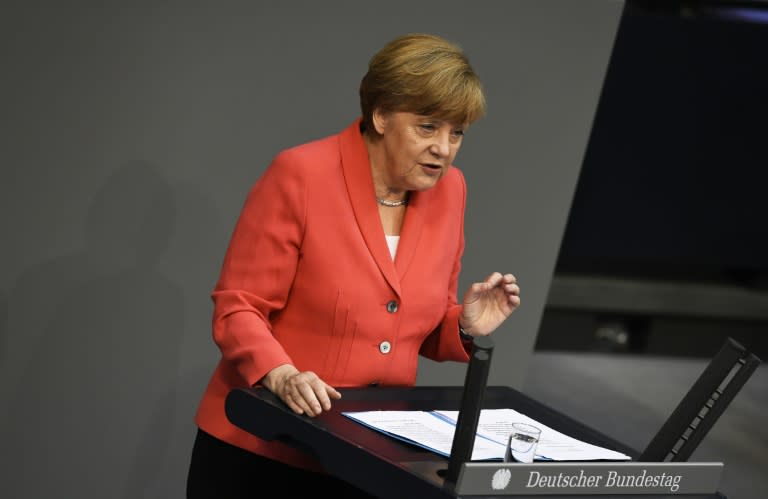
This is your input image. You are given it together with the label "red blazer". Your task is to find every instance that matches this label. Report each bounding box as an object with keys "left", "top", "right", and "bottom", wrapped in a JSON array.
[{"left": 194, "top": 118, "right": 471, "bottom": 469}]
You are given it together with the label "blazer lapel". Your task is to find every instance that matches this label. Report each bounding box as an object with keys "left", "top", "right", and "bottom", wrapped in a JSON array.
[
  {"left": 339, "top": 120, "right": 402, "bottom": 297},
  {"left": 394, "top": 188, "right": 427, "bottom": 280}
]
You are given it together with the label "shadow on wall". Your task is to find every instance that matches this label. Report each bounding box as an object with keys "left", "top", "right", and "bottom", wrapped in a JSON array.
[
  {"left": 122, "top": 179, "right": 229, "bottom": 499},
  {"left": 0, "top": 290, "right": 6, "bottom": 365},
  {"left": 1, "top": 161, "right": 185, "bottom": 498},
  {"left": 138, "top": 363, "right": 218, "bottom": 499}
]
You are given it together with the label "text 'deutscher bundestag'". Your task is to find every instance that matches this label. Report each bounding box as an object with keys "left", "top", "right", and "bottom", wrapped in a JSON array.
[{"left": 455, "top": 462, "right": 723, "bottom": 496}]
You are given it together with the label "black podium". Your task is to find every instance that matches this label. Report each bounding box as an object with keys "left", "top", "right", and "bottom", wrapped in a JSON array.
[{"left": 224, "top": 385, "right": 726, "bottom": 498}]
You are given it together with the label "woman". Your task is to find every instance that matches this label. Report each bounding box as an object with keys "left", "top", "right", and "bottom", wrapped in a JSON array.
[{"left": 187, "top": 33, "right": 521, "bottom": 498}]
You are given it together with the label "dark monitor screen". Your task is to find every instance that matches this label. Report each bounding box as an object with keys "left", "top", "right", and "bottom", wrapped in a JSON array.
[{"left": 556, "top": 6, "right": 768, "bottom": 287}]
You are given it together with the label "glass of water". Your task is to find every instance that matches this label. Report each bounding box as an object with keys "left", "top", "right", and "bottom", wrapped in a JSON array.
[{"left": 504, "top": 422, "right": 541, "bottom": 463}]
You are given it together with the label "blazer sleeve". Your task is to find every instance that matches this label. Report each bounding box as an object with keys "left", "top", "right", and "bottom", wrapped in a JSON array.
[
  {"left": 210, "top": 150, "right": 306, "bottom": 386},
  {"left": 418, "top": 167, "right": 471, "bottom": 363}
]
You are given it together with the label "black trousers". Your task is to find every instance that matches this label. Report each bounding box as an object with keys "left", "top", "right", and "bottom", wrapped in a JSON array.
[{"left": 186, "top": 428, "right": 376, "bottom": 498}]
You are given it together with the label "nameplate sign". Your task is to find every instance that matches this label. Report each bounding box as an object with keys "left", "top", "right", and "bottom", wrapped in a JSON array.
[{"left": 455, "top": 462, "right": 723, "bottom": 496}]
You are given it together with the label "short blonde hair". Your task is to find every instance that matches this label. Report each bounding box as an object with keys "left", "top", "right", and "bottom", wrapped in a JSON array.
[{"left": 359, "top": 33, "right": 486, "bottom": 132}]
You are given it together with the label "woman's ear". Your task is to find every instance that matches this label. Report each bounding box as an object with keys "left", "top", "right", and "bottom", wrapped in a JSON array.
[{"left": 372, "top": 108, "right": 388, "bottom": 135}]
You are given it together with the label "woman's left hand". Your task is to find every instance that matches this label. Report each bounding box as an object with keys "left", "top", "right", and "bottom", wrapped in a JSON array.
[{"left": 459, "top": 272, "right": 520, "bottom": 337}]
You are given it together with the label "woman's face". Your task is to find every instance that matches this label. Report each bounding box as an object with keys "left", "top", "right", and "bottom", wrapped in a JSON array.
[{"left": 371, "top": 110, "right": 466, "bottom": 192}]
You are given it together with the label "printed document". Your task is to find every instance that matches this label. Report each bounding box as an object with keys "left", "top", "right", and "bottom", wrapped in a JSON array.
[{"left": 343, "top": 408, "right": 631, "bottom": 462}]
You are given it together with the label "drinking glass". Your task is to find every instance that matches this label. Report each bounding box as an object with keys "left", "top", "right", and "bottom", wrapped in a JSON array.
[{"left": 504, "top": 422, "right": 541, "bottom": 463}]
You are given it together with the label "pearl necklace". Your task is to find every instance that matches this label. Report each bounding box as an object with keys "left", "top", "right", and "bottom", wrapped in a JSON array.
[{"left": 376, "top": 197, "right": 407, "bottom": 207}]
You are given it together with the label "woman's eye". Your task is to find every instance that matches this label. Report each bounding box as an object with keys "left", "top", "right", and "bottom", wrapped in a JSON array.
[
  {"left": 451, "top": 129, "right": 465, "bottom": 138},
  {"left": 419, "top": 124, "right": 436, "bottom": 132}
]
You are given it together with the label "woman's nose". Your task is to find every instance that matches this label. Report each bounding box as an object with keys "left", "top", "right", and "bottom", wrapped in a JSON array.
[{"left": 430, "top": 130, "right": 451, "bottom": 157}]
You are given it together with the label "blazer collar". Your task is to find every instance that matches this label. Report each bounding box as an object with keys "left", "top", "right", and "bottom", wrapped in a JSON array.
[{"left": 338, "top": 118, "right": 428, "bottom": 298}]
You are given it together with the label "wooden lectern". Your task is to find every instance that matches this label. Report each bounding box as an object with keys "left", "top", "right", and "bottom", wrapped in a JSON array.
[{"left": 225, "top": 337, "right": 731, "bottom": 498}]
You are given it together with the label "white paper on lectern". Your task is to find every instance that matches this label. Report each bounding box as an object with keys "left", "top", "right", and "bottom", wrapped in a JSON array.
[
  {"left": 342, "top": 410, "right": 506, "bottom": 460},
  {"left": 342, "top": 409, "right": 632, "bottom": 461},
  {"left": 435, "top": 409, "right": 631, "bottom": 461}
]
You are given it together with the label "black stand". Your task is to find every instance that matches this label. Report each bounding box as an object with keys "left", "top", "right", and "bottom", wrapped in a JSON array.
[
  {"left": 639, "top": 337, "right": 761, "bottom": 462},
  {"left": 445, "top": 336, "right": 494, "bottom": 484}
]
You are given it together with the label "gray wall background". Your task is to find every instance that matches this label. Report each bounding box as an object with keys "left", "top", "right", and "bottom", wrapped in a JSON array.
[{"left": 0, "top": 1, "right": 623, "bottom": 497}]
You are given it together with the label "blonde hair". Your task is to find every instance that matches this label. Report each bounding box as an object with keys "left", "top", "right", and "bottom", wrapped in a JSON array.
[{"left": 359, "top": 33, "right": 486, "bottom": 132}]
